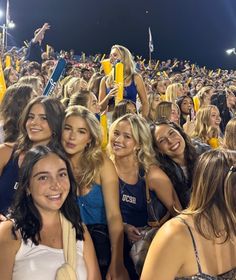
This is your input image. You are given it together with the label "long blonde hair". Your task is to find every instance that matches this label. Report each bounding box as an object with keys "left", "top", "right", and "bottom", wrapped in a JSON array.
[
  {"left": 108, "top": 114, "right": 156, "bottom": 173},
  {"left": 64, "top": 105, "right": 104, "bottom": 189},
  {"left": 192, "top": 105, "right": 220, "bottom": 143},
  {"left": 165, "top": 83, "right": 183, "bottom": 103},
  {"left": 106, "top": 45, "right": 136, "bottom": 88}
]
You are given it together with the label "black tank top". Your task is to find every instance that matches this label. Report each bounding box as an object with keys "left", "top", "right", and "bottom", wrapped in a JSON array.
[{"left": 0, "top": 149, "right": 19, "bottom": 214}]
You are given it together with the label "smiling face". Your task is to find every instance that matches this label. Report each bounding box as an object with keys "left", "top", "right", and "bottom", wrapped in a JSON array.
[
  {"left": 180, "top": 97, "right": 194, "bottom": 115},
  {"left": 209, "top": 107, "right": 221, "bottom": 128},
  {"left": 110, "top": 120, "right": 137, "bottom": 158},
  {"left": 62, "top": 115, "right": 91, "bottom": 157},
  {"left": 29, "top": 153, "right": 70, "bottom": 214},
  {"left": 154, "top": 124, "right": 186, "bottom": 163},
  {"left": 170, "top": 105, "right": 180, "bottom": 124},
  {"left": 25, "top": 103, "right": 52, "bottom": 146},
  {"left": 9, "top": 68, "right": 18, "bottom": 84}
]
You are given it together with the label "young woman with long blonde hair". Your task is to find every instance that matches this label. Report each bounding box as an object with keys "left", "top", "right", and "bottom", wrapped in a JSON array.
[{"left": 99, "top": 44, "right": 149, "bottom": 117}]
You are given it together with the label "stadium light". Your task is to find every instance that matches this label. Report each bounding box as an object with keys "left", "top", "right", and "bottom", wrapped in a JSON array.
[
  {"left": 226, "top": 48, "right": 236, "bottom": 55},
  {"left": 8, "top": 20, "right": 15, "bottom": 29},
  {"left": 1, "top": 0, "right": 15, "bottom": 52}
]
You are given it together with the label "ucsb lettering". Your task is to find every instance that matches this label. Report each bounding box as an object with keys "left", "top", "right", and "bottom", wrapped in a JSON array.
[
  {"left": 122, "top": 194, "right": 136, "bottom": 204},
  {"left": 47, "top": 79, "right": 57, "bottom": 96}
]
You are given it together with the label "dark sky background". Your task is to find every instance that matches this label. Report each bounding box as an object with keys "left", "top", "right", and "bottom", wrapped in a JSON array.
[{"left": 3, "top": 0, "right": 236, "bottom": 69}]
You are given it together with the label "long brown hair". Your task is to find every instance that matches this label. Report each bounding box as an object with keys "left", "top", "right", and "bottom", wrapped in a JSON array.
[
  {"left": 63, "top": 105, "right": 104, "bottom": 189},
  {"left": 223, "top": 117, "right": 236, "bottom": 150},
  {"left": 184, "top": 149, "right": 236, "bottom": 242}
]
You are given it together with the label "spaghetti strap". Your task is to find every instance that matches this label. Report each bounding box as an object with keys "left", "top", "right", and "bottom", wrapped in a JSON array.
[{"left": 177, "top": 217, "right": 202, "bottom": 274}]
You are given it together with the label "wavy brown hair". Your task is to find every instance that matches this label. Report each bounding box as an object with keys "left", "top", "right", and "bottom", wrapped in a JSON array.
[
  {"left": 63, "top": 105, "right": 104, "bottom": 190},
  {"left": 223, "top": 117, "right": 236, "bottom": 150},
  {"left": 17, "top": 96, "right": 65, "bottom": 154},
  {"left": 184, "top": 149, "right": 236, "bottom": 242}
]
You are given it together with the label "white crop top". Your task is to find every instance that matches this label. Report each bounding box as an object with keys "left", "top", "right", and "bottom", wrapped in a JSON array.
[{"left": 13, "top": 239, "right": 87, "bottom": 280}]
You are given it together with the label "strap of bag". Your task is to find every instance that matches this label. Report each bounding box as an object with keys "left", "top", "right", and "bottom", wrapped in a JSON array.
[
  {"left": 56, "top": 213, "right": 77, "bottom": 280},
  {"left": 145, "top": 177, "right": 151, "bottom": 203}
]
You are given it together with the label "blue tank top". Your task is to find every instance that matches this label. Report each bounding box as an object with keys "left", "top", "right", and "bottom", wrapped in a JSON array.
[
  {"left": 77, "top": 183, "right": 107, "bottom": 225},
  {"left": 0, "top": 150, "right": 19, "bottom": 215},
  {"left": 175, "top": 218, "right": 236, "bottom": 280},
  {"left": 119, "top": 176, "right": 147, "bottom": 227},
  {"left": 106, "top": 77, "right": 138, "bottom": 106}
]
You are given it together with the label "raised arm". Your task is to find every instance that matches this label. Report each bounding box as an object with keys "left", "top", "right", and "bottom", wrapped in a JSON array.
[
  {"left": 98, "top": 77, "right": 118, "bottom": 111},
  {"left": 134, "top": 73, "right": 149, "bottom": 118},
  {"left": 33, "top": 23, "right": 50, "bottom": 43},
  {"left": 100, "top": 156, "right": 129, "bottom": 280},
  {"left": 146, "top": 165, "right": 182, "bottom": 216}
]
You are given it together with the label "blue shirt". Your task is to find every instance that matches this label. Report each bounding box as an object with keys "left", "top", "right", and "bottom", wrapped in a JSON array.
[
  {"left": 77, "top": 183, "right": 107, "bottom": 225},
  {"left": 106, "top": 77, "right": 138, "bottom": 106}
]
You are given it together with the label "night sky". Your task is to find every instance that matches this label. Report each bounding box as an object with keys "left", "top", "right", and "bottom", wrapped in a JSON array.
[{"left": 3, "top": 0, "right": 236, "bottom": 69}]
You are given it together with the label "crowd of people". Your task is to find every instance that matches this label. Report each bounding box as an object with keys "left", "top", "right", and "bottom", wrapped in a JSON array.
[{"left": 0, "top": 22, "right": 236, "bottom": 280}]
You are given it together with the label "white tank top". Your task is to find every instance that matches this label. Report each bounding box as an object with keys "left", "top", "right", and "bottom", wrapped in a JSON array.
[{"left": 13, "top": 239, "right": 87, "bottom": 280}]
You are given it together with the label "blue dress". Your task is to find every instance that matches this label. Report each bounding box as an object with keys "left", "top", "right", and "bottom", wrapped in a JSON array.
[
  {"left": 77, "top": 183, "right": 107, "bottom": 225},
  {"left": 106, "top": 77, "right": 138, "bottom": 107},
  {"left": 119, "top": 176, "right": 148, "bottom": 228},
  {"left": 77, "top": 183, "right": 110, "bottom": 278}
]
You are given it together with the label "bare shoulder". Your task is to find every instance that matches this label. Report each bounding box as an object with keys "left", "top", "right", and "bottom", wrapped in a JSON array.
[
  {"left": 101, "top": 153, "right": 115, "bottom": 170},
  {"left": 100, "top": 154, "right": 118, "bottom": 186},
  {"left": 147, "top": 164, "right": 167, "bottom": 179},
  {"left": 0, "top": 143, "right": 14, "bottom": 159},
  {"left": 155, "top": 216, "right": 190, "bottom": 244},
  {"left": 134, "top": 73, "right": 143, "bottom": 83},
  {"left": 0, "top": 220, "right": 16, "bottom": 242},
  {"left": 146, "top": 164, "right": 172, "bottom": 187},
  {"left": 0, "top": 220, "right": 21, "bottom": 262},
  {"left": 0, "top": 144, "right": 14, "bottom": 174}
]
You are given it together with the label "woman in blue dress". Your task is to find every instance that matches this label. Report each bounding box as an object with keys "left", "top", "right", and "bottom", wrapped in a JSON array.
[
  {"left": 61, "top": 105, "right": 129, "bottom": 280},
  {"left": 99, "top": 44, "right": 149, "bottom": 118}
]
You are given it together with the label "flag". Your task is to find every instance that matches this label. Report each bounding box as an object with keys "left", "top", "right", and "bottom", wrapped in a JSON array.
[
  {"left": 149, "top": 27, "right": 154, "bottom": 53},
  {"left": 43, "top": 58, "right": 66, "bottom": 96},
  {"left": 6, "top": 0, "right": 10, "bottom": 25}
]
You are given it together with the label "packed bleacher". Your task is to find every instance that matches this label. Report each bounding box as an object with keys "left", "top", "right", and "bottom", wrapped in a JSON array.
[{"left": 0, "top": 22, "right": 236, "bottom": 280}]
